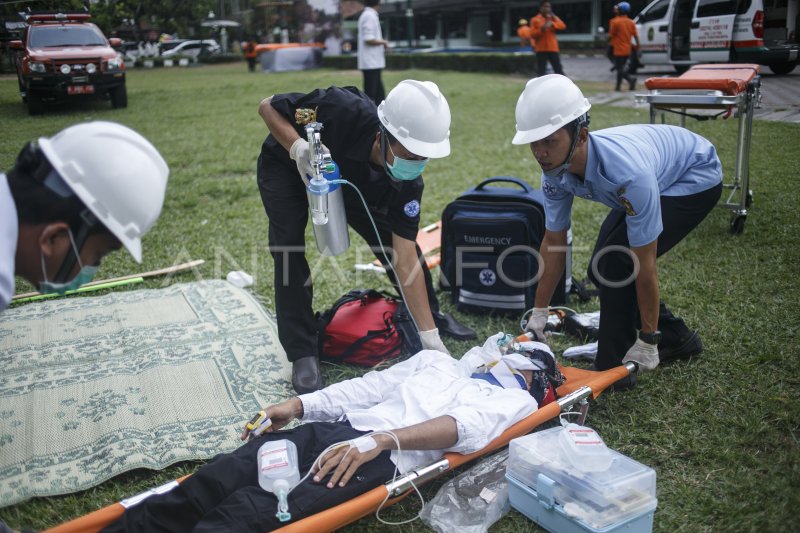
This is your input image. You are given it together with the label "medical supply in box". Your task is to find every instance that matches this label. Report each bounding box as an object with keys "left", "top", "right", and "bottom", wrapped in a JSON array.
[{"left": 506, "top": 426, "right": 657, "bottom": 533}]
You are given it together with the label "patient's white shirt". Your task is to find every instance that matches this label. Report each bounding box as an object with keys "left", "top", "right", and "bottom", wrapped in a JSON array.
[{"left": 299, "top": 346, "right": 539, "bottom": 473}]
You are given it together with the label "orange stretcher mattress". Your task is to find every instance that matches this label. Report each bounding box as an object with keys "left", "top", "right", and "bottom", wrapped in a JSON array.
[
  {"left": 43, "top": 363, "right": 630, "bottom": 533},
  {"left": 645, "top": 63, "right": 761, "bottom": 95}
]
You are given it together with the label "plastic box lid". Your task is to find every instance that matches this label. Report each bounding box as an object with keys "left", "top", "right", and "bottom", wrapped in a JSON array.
[{"left": 507, "top": 426, "right": 657, "bottom": 529}]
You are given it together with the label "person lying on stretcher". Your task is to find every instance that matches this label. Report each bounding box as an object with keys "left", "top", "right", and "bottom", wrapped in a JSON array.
[{"left": 102, "top": 334, "right": 564, "bottom": 532}]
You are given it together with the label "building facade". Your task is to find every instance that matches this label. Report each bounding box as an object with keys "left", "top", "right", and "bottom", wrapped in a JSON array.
[{"left": 374, "top": 0, "right": 653, "bottom": 48}]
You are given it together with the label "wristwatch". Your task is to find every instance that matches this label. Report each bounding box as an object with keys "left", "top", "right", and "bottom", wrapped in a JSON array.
[{"left": 638, "top": 330, "right": 662, "bottom": 345}]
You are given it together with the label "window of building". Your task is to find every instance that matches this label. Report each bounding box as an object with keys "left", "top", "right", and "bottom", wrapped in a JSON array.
[
  {"left": 549, "top": 1, "right": 593, "bottom": 34},
  {"left": 443, "top": 12, "right": 468, "bottom": 39},
  {"left": 415, "top": 13, "right": 437, "bottom": 40}
]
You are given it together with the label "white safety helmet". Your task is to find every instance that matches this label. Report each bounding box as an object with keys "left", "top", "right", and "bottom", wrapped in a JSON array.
[
  {"left": 512, "top": 74, "right": 592, "bottom": 145},
  {"left": 377, "top": 79, "right": 451, "bottom": 158},
  {"left": 38, "top": 121, "right": 169, "bottom": 263}
]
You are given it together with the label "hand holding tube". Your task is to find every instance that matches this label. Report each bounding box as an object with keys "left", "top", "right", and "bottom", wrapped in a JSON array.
[
  {"left": 525, "top": 307, "right": 549, "bottom": 342},
  {"left": 622, "top": 338, "right": 660, "bottom": 372}
]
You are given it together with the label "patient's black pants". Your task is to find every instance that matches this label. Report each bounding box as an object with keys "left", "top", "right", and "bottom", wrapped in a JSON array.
[
  {"left": 589, "top": 183, "right": 722, "bottom": 370},
  {"left": 102, "top": 422, "right": 395, "bottom": 532}
]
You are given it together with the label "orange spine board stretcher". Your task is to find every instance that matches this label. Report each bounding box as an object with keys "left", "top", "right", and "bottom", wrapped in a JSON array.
[
  {"left": 43, "top": 357, "right": 631, "bottom": 533},
  {"left": 644, "top": 64, "right": 761, "bottom": 95},
  {"left": 275, "top": 364, "right": 630, "bottom": 533}
]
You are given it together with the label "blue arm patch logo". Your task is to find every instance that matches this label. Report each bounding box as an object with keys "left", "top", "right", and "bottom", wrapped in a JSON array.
[
  {"left": 542, "top": 181, "right": 561, "bottom": 198},
  {"left": 404, "top": 200, "right": 421, "bottom": 218}
]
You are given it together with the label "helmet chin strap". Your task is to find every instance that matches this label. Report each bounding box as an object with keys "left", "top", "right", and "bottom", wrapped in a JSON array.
[
  {"left": 543, "top": 121, "right": 583, "bottom": 179},
  {"left": 52, "top": 210, "right": 98, "bottom": 283},
  {"left": 379, "top": 127, "right": 397, "bottom": 181}
]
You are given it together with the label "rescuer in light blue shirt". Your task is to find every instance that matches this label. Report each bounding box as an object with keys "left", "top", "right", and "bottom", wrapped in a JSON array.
[
  {"left": 541, "top": 124, "right": 722, "bottom": 247},
  {"left": 512, "top": 75, "right": 723, "bottom": 388}
]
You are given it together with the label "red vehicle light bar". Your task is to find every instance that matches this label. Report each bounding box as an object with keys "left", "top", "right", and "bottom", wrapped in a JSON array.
[{"left": 27, "top": 13, "right": 92, "bottom": 23}]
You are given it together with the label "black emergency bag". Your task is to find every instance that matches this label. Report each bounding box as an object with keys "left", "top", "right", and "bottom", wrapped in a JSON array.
[{"left": 439, "top": 177, "right": 571, "bottom": 314}]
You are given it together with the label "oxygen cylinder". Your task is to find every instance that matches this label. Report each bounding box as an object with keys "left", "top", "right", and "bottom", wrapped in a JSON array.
[{"left": 307, "top": 162, "right": 349, "bottom": 256}]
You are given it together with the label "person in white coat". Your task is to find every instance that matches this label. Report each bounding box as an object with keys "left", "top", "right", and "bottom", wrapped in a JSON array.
[{"left": 357, "top": 0, "right": 389, "bottom": 104}]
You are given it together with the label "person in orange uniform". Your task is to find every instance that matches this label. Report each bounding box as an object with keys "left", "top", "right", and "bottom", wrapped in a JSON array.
[
  {"left": 517, "top": 18, "right": 532, "bottom": 49},
  {"left": 608, "top": 2, "right": 639, "bottom": 90},
  {"left": 243, "top": 37, "right": 258, "bottom": 72},
  {"left": 529, "top": 1, "right": 566, "bottom": 76}
]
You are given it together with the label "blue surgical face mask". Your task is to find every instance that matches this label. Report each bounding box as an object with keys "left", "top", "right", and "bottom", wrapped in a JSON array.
[
  {"left": 38, "top": 230, "right": 98, "bottom": 295},
  {"left": 386, "top": 143, "right": 428, "bottom": 181}
]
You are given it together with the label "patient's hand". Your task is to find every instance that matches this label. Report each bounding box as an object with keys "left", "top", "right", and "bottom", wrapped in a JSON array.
[
  {"left": 240, "top": 398, "right": 304, "bottom": 440},
  {"left": 311, "top": 435, "right": 385, "bottom": 488}
]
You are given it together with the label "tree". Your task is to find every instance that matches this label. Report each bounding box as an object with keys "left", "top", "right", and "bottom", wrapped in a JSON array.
[{"left": 2, "top": 0, "right": 218, "bottom": 39}]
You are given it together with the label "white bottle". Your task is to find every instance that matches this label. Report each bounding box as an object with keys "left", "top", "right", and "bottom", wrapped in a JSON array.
[
  {"left": 258, "top": 439, "right": 300, "bottom": 522},
  {"left": 559, "top": 423, "right": 613, "bottom": 472}
]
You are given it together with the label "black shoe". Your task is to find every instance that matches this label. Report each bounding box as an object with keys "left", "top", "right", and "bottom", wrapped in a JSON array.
[
  {"left": 433, "top": 312, "right": 477, "bottom": 340},
  {"left": 629, "top": 77, "right": 637, "bottom": 91},
  {"left": 659, "top": 330, "right": 702, "bottom": 364},
  {"left": 591, "top": 364, "right": 637, "bottom": 391},
  {"left": 292, "top": 356, "right": 323, "bottom": 394}
]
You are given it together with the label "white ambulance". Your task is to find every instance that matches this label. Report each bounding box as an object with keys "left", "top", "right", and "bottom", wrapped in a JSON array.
[{"left": 635, "top": 0, "right": 799, "bottom": 74}]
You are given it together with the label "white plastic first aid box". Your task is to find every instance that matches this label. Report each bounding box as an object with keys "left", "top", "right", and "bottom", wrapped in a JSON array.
[{"left": 506, "top": 425, "right": 657, "bottom": 533}]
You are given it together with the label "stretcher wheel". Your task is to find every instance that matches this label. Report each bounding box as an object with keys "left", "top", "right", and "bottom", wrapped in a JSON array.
[
  {"left": 746, "top": 190, "right": 753, "bottom": 208},
  {"left": 730, "top": 214, "right": 746, "bottom": 234}
]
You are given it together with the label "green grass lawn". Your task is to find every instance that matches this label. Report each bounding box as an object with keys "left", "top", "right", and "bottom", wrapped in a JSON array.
[{"left": 1, "top": 63, "right": 799, "bottom": 532}]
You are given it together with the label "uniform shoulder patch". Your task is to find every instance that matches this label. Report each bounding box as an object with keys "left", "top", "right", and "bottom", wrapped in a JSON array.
[
  {"left": 617, "top": 186, "right": 637, "bottom": 216},
  {"left": 404, "top": 200, "right": 421, "bottom": 218},
  {"left": 542, "top": 181, "right": 561, "bottom": 198},
  {"left": 294, "top": 107, "right": 318, "bottom": 125}
]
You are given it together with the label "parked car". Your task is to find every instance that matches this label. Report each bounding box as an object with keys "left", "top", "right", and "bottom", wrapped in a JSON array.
[
  {"left": 635, "top": 0, "right": 800, "bottom": 75},
  {"left": 119, "top": 40, "right": 144, "bottom": 63},
  {"left": 160, "top": 39, "right": 221, "bottom": 59},
  {"left": 10, "top": 12, "right": 127, "bottom": 115},
  {"left": 157, "top": 39, "right": 189, "bottom": 55}
]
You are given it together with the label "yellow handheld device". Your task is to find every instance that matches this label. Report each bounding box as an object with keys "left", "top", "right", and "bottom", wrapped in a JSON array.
[{"left": 246, "top": 410, "right": 273, "bottom": 437}]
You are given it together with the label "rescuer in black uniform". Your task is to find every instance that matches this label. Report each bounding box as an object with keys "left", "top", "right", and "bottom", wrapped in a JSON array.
[{"left": 257, "top": 80, "right": 476, "bottom": 394}]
